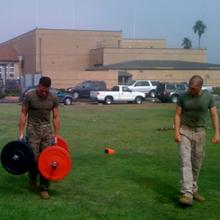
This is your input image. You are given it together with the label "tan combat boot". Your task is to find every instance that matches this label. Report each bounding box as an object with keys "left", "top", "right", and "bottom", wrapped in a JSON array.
[
  {"left": 179, "top": 194, "right": 193, "bottom": 206},
  {"left": 40, "top": 191, "right": 50, "bottom": 199},
  {"left": 193, "top": 192, "right": 205, "bottom": 202}
]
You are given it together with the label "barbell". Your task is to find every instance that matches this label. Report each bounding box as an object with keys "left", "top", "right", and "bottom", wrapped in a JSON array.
[{"left": 1, "top": 136, "right": 71, "bottom": 181}]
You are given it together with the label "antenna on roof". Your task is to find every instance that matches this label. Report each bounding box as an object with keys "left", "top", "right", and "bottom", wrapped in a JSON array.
[
  {"left": 72, "top": 0, "right": 77, "bottom": 30},
  {"left": 35, "top": 0, "right": 39, "bottom": 28},
  {"left": 132, "top": 5, "right": 136, "bottom": 39}
]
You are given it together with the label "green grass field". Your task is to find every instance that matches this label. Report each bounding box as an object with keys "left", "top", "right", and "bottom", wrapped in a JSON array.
[{"left": 0, "top": 102, "right": 220, "bottom": 220}]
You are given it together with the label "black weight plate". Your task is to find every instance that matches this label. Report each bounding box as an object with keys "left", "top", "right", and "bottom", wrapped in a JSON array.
[{"left": 1, "top": 141, "right": 35, "bottom": 175}]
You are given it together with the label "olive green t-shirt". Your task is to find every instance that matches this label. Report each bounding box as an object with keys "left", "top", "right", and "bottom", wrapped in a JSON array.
[
  {"left": 177, "top": 90, "right": 215, "bottom": 128},
  {"left": 23, "top": 90, "right": 59, "bottom": 125}
]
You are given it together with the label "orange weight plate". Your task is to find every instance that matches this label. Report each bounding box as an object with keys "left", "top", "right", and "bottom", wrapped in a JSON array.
[
  {"left": 57, "top": 136, "right": 70, "bottom": 152},
  {"left": 38, "top": 146, "right": 71, "bottom": 181}
]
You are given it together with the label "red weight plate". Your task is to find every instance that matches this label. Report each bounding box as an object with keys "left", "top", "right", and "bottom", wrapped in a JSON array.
[
  {"left": 38, "top": 146, "right": 71, "bottom": 181},
  {"left": 57, "top": 136, "right": 70, "bottom": 152}
]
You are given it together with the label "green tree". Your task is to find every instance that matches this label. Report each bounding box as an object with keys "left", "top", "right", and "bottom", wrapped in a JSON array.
[
  {"left": 193, "top": 20, "right": 207, "bottom": 48},
  {"left": 182, "top": 37, "right": 192, "bottom": 49}
]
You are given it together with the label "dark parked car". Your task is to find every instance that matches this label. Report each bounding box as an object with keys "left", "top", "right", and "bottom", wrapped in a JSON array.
[
  {"left": 67, "top": 80, "right": 107, "bottom": 100},
  {"left": 156, "top": 82, "right": 187, "bottom": 103},
  {"left": 19, "top": 86, "right": 74, "bottom": 105}
]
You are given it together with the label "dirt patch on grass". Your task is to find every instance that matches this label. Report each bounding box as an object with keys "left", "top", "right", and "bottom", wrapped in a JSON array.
[{"left": 68, "top": 101, "right": 176, "bottom": 112}]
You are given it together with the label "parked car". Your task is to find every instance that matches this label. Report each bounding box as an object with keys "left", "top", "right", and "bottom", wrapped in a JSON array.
[
  {"left": 125, "top": 80, "right": 159, "bottom": 98},
  {"left": 67, "top": 80, "right": 107, "bottom": 100},
  {"left": 180, "top": 82, "right": 214, "bottom": 93},
  {"left": 155, "top": 82, "right": 187, "bottom": 103},
  {"left": 19, "top": 86, "right": 74, "bottom": 105},
  {"left": 90, "top": 85, "right": 145, "bottom": 104},
  {"left": 202, "top": 85, "right": 214, "bottom": 93},
  {"left": 5, "top": 79, "right": 21, "bottom": 91}
]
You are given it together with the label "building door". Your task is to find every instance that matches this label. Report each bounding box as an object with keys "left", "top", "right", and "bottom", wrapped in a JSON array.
[{"left": 118, "top": 71, "right": 132, "bottom": 85}]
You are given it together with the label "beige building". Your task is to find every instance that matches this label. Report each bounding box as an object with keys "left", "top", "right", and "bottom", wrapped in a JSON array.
[
  {"left": 0, "top": 45, "right": 21, "bottom": 88},
  {"left": 0, "top": 28, "right": 220, "bottom": 89}
]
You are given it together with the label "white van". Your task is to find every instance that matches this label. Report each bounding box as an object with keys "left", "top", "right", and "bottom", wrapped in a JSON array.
[{"left": 125, "top": 80, "right": 159, "bottom": 98}]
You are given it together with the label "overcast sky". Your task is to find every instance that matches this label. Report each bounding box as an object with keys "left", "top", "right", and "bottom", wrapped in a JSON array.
[{"left": 0, "top": 0, "right": 220, "bottom": 63}]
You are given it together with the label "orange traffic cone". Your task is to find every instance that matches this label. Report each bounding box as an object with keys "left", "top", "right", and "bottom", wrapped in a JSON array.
[{"left": 105, "top": 148, "right": 115, "bottom": 155}]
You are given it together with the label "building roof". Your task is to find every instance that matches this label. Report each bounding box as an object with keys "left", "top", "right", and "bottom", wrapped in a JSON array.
[
  {"left": 0, "top": 45, "right": 19, "bottom": 62},
  {"left": 89, "top": 60, "right": 220, "bottom": 71}
]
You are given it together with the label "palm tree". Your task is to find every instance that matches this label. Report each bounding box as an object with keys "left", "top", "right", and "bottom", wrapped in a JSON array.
[
  {"left": 193, "top": 20, "right": 206, "bottom": 48},
  {"left": 182, "top": 37, "right": 192, "bottom": 49}
]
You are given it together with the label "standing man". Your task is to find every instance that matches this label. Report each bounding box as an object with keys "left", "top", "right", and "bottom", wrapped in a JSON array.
[
  {"left": 174, "top": 75, "right": 219, "bottom": 206},
  {"left": 18, "top": 76, "right": 60, "bottom": 199}
]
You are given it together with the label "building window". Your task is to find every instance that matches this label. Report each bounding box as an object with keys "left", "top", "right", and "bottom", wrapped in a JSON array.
[
  {"left": 6, "top": 63, "right": 15, "bottom": 74},
  {"left": 10, "top": 66, "right": 15, "bottom": 74},
  {"left": 0, "top": 66, "right": 3, "bottom": 79},
  {"left": 5, "top": 64, "right": 15, "bottom": 78}
]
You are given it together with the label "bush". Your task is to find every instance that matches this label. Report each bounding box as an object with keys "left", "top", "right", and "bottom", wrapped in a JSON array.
[
  {"left": 0, "top": 91, "right": 5, "bottom": 99},
  {"left": 4, "top": 89, "right": 20, "bottom": 96},
  {"left": 0, "top": 88, "right": 20, "bottom": 98},
  {"left": 213, "top": 87, "right": 220, "bottom": 95}
]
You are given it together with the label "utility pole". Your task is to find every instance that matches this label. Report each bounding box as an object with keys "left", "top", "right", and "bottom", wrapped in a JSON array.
[{"left": 132, "top": 5, "right": 136, "bottom": 39}]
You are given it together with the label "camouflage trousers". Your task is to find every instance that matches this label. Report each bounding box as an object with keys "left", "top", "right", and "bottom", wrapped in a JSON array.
[
  {"left": 178, "top": 125, "right": 206, "bottom": 196},
  {"left": 26, "top": 123, "right": 54, "bottom": 191}
]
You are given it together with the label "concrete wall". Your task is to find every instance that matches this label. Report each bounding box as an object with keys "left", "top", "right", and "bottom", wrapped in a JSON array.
[
  {"left": 120, "top": 39, "right": 166, "bottom": 48},
  {"left": 14, "top": 63, "right": 20, "bottom": 79},
  {"left": 125, "top": 69, "right": 220, "bottom": 87},
  {"left": 90, "top": 48, "right": 206, "bottom": 67},
  {"left": 89, "top": 48, "right": 104, "bottom": 67},
  {"left": 43, "top": 70, "right": 118, "bottom": 89},
  {"left": 89, "top": 39, "right": 167, "bottom": 67},
  {"left": 102, "top": 48, "right": 206, "bottom": 65},
  {"left": 1, "top": 28, "right": 122, "bottom": 75},
  {"left": 35, "top": 29, "right": 122, "bottom": 73},
  {"left": 43, "top": 68, "right": 220, "bottom": 89}
]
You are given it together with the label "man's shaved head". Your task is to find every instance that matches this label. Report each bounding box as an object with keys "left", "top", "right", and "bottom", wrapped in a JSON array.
[{"left": 189, "top": 75, "right": 203, "bottom": 87}]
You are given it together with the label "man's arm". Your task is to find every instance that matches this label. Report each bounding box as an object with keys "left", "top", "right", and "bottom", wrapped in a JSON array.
[
  {"left": 52, "top": 106, "right": 60, "bottom": 138},
  {"left": 18, "top": 105, "right": 28, "bottom": 140},
  {"left": 174, "top": 105, "right": 182, "bottom": 143},
  {"left": 210, "top": 106, "right": 219, "bottom": 144}
]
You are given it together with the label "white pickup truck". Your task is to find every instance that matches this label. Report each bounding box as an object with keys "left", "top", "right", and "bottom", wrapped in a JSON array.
[{"left": 90, "top": 85, "right": 146, "bottom": 104}]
